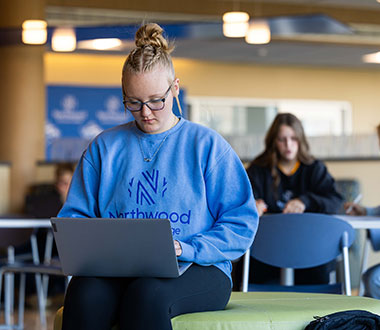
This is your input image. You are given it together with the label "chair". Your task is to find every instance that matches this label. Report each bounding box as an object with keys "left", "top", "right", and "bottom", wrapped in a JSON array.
[
  {"left": 242, "top": 213, "right": 355, "bottom": 295},
  {"left": 0, "top": 223, "right": 65, "bottom": 330},
  {"left": 359, "top": 228, "right": 380, "bottom": 296}
]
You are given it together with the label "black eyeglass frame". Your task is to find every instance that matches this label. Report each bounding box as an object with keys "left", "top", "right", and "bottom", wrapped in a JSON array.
[{"left": 123, "top": 81, "right": 174, "bottom": 112}]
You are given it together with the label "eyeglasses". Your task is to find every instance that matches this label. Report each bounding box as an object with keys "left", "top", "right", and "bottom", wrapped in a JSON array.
[{"left": 123, "top": 81, "right": 174, "bottom": 112}]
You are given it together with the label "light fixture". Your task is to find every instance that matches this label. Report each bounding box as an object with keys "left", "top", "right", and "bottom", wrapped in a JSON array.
[
  {"left": 362, "top": 51, "right": 380, "bottom": 64},
  {"left": 52, "top": 27, "right": 76, "bottom": 52},
  {"left": 22, "top": 20, "right": 47, "bottom": 45},
  {"left": 223, "top": 11, "right": 250, "bottom": 38},
  {"left": 78, "top": 38, "right": 122, "bottom": 51},
  {"left": 245, "top": 20, "right": 271, "bottom": 44}
]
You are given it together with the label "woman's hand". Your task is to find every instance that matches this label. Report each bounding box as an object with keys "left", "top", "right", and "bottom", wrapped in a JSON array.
[
  {"left": 174, "top": 240, "right": 182, "bottom": 256},
  {"left": 283, "top": 198, "right": 306, "bottom": 214},
  {"left": 256, "top": 199, "right": 268, "bottom": 217},
  {"left": 344, "top": 202, "right": 366, "bottom": 215}
]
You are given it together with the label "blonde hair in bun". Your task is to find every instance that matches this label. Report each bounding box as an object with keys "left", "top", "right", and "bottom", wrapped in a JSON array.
[{"left": 122, "top": 23, "right": 175, "bottom": 78}]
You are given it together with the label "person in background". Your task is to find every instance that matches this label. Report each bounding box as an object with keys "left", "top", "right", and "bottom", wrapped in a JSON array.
[
  {"left": 58, "top": 23, "right": 258, "bottom": 330},
  {"left": 245, "top": 113, "right": 343, "bottom": 285},
  {"left": 344, "top": 123, "right": 380, "bottom": 298},
  {"left": 24, "top": 162, "right": 74, "bottom": 219}
]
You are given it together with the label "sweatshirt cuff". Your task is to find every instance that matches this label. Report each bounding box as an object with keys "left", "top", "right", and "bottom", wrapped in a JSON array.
[
  {"left": 177, "top": 241, "right": 195, "bottom": 262},
  {"left": 298, "top": 195, "right": 311, "bottom": 209}
]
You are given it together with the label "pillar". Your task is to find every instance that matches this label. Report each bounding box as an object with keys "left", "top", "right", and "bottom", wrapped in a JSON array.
[{"left": 0, "top": 0, "right": 46, "bottom": 213}]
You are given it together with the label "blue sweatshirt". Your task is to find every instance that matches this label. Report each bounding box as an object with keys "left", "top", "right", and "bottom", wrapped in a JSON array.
[{"left": 58, "top": 118, "right": 258, "bottom": 283}]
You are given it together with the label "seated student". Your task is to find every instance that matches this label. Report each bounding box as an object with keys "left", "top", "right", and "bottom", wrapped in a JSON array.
[
  {"left": 344, "top": 123, "right": 380, "bottom": 298},
  {"left": 24, "top": 162, "right": 74, "bottom": 218},
  {"left": 246, "top": 113, "right": 343, "bottom": 285},
  {"left": 57, "top": 23, "right": 258, "bottom": 330}
]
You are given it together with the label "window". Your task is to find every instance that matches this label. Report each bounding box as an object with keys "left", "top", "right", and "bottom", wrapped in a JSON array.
[{"left": 187, "top": 96, "right": 357, "bottom": 160}]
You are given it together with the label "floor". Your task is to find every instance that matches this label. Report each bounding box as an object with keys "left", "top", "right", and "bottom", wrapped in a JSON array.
[{"left": 0, "top": 294, "right": 64, "bottom": 330}]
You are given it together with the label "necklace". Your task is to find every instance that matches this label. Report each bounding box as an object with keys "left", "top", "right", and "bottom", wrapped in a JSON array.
[
  {"left": 137, "top": 116, "right": 179, "bottom": 162},
  {"left": 138, "top": 134, "right": 169, "bottom": 162}
]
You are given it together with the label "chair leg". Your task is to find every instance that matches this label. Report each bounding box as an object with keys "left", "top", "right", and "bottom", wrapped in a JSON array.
[
  {"left": 43, "top": 231, "right": 54, "bottom": 301},
  {"left": 342, "top": 232, "right": 352, "bottom": 296},
  {"left": 241, "top": 250, "right": 250, "bottom": 292},
  {"left": 281, "top": 268, "right": 295, "bottom": 286},
  {"left": 31, "top": 234, "right": 47, "bottom": 326},
  {"left": 0, "top": 270, "right": 3, "bottom": 321},
  {"left": 6, "top": 246, "right": 15, "bottom": 326},
  {"left": 359, "top": 237, "right": 370, "bottom": 296},
  {"left": 35, "top": 273, "right": 46, "bottom": 326},
  {"left": 17, "top": 274, "right": 26, "bottom": 329}
]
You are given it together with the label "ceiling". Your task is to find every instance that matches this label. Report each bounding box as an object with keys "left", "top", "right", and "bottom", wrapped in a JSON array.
[{"left": 42, "top": 0, "right": 380, "bottom": 69}]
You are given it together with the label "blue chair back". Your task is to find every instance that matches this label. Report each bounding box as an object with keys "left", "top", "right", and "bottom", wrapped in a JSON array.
[
  {"left": 368, "top": 229, "right": 380, "bottom": 251},
  {"left": 251, "top": 213, "right": 355, "bottom": 269}
]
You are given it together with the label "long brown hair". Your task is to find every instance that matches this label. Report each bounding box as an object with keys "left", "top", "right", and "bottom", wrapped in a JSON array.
[{"left": 252, "top": 113, "right": 314, "bottom": 188}]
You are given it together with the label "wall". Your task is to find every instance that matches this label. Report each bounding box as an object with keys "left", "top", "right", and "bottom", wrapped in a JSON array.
[
  {"left": 325, "top": 160, "right": 380, "bottom": 207},
  {"left": 45, "top": 53, "right": 380, "bottom": 134}
]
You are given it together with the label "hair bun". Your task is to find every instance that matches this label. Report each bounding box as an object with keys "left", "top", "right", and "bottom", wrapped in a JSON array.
[{"left": 135, "top": 23, "right": 174, "bottom": 54}]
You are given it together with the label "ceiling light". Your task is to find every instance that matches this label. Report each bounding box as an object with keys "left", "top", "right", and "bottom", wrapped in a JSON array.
[
  {"left": 22, "top": 20, "right": 47, "bottom": 45},
  {"left": 78, "top": 38, "right": 122, "bottom": 50},
  {"left": 223, "top": 11, "right": 249, "bottom": 38},
  {"left": 52, "top": 28, "right": 76, "bottom": 52},
  {"left": 362, "top": 51, "right": 380, "bottom": 64},
  {"left": 245, "top": 20, "right": 271, "bottom": 44}
]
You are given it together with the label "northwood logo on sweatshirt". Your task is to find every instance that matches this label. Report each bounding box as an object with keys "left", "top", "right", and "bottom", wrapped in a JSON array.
[
  {"left": 108, "top": 169, "right": 191, "bottom": 229},
  {"left": 128, "top": 169, "right": 167, "bottom": 206}
]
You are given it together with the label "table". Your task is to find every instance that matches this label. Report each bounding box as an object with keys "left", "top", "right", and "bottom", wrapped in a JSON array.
[
  {"left": 0, "top": 218, "right": 51, "bottom": 228},
  {"left": 334, "top": 215, "right": 380, "bottom": 229}
]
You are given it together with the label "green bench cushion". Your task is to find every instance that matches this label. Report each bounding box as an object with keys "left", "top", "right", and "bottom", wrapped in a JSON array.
[{"left": 54, "top": 291, "right": 380, "bottom": 330}]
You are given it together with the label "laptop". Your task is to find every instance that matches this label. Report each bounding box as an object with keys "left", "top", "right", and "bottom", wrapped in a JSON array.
[{"left": 50, "top": 217, "right": 192, "bottom": 278}]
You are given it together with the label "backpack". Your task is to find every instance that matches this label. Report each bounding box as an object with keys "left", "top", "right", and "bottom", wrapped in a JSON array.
[{"left": 304, "top": 310, "right": 380, "bottom": 330}]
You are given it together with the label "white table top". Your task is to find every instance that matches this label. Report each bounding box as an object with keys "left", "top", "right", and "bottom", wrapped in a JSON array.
[
  {"left": 1, "top": 215, "right": 380, "bottom": 229},
  {"left": 334, "top": 215, "right": 380, "bottom": 229},
  {"left": 0, "top": 218, "right": 51, "bottom": 228}
]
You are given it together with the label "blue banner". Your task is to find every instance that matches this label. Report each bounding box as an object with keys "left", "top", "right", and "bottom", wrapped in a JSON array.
[{"left": 46, "top": 85, "right": 186, "bottom": 161}]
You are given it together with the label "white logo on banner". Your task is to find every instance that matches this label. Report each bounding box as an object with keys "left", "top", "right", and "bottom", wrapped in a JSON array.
[
  {"left": 80, "top": 121, "right": 103, "bottom": 140},
  {"left": 45, "top": 121, "right": 61, "bottom": 143},
  {"left": 96, "top": 96, "right": 126, "bottom": 124},
  {"left": 52, "top": 95, "right": 88, "bottom": 124}
]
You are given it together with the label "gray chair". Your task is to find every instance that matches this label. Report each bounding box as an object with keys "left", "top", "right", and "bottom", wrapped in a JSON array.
[{"left": 0, "top": 224, "right": 65, "bottom": 330}]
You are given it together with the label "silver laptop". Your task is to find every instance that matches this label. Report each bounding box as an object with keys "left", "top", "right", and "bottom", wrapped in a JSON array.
[{"left": 50, "top": 217, "right": 192, "bottom": 278}]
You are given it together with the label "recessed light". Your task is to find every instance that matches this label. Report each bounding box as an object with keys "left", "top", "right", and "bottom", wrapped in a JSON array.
[{"left": 362, "top": 51, "right": 380, "bottom": 64}]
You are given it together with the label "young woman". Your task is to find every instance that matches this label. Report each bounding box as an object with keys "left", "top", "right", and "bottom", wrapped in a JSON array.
[
  {"left": 58, "top": 23, "right": 258, "bottom": 330},
  {"left": 247, "top": 113, "right": 342, "bottom": 217},
  {"left": 246, "top": 113, "right": 342, "bottom": 284}
]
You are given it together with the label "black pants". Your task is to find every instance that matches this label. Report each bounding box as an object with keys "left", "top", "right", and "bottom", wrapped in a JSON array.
[{"left": 62, "top": 264, "right": 231, "bottom": 330}]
